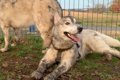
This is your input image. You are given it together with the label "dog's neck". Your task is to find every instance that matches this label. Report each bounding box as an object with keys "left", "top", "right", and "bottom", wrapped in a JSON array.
[
  {"left": 52, "top": 37, "right": 74, "bottom": 50},
  {"left": 51, "top": 36, "right": 81, "bottom": 59}
]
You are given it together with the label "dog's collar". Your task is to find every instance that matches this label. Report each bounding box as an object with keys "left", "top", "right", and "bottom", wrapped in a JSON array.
[
  {"left": 76, "top": 43, "right": 80, "bottom": 48},
  {"left": 51, "top": 42, "right": 73, "bottom": 51},
  {"left": 76, "top": 43, "right": 81, "bottom": 58}
]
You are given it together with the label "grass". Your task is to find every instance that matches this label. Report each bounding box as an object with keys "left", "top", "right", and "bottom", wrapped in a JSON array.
[
  {"left": 0, "top": 73, "right": 5, "bottom": 80},
  {"left": 0, "top": 36, "right": 120, "bottom": 80}
]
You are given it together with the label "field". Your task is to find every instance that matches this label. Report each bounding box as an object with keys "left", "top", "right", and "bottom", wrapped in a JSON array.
[
  {"left": 0, "top": 36, "right": 120, "bottom": 80},
  {"left": 63, "top": 10, "right": 120, "bottom": 27}
]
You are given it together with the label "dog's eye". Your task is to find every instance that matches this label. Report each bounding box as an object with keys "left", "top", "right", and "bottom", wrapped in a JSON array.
[{"left": 65, "top": 22, "right": 70, "bottom": 25}]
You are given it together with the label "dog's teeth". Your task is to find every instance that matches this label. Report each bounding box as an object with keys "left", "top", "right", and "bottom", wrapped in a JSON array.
[{"left": 68, "top": 33, "right": 71, "bottom": 36}]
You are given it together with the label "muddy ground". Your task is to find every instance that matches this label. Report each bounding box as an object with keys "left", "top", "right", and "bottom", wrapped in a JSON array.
[{"left": 0, "top": 36, "right": 120, "bottom": 80}]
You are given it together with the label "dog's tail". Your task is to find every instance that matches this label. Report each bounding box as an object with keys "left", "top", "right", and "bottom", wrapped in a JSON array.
[{"left": 99, "top": 33, "right": 120, "bottom": 47}]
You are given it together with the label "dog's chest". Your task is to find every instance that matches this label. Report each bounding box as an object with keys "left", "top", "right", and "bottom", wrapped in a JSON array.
[{"left": 55, "top": 43, "right": 81, "bottom": 62}]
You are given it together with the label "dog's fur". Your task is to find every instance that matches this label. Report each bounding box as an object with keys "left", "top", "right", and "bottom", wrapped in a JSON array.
[
  {"left": 77, "top": 29, "right": 120, "bottom": 60},
  {"left": 31, "top": 13, "right": 120, "bottom": 80},
  {"left": 0, "top": 0, "right": 62, "bottom": 52}
]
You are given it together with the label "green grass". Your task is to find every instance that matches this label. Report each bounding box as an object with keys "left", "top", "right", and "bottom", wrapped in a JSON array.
[
  {"left": 0, "top": 36, "right": 120, "bottom": 80},
  {"left": 0, "top": 73, "right": 5, "bottom": 80},
  {"left": 68, "top": 53, "right": 120, "bottom": 80}
]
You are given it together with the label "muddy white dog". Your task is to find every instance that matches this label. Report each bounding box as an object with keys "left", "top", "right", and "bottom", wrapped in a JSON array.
[{"left": 31, "top": 13, "right": 120, "bottom": 80}]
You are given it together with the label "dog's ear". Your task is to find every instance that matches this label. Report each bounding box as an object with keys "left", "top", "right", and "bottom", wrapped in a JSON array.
[
  {"left": 54, "top": 12, "right": 61, "bottom": 25},
  {"left": 73, "top": 17, "right": 76, "bottom": 23}
]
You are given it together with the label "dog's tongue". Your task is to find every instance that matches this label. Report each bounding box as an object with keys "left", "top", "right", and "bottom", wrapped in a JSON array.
[{"left": 68, "top": 34, "right": 80, "bottom": 42}]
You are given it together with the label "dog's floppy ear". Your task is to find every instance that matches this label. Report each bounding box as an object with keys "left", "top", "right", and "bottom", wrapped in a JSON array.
[{"left": 54, "top": 12, "right": 61, "bottom": 25}]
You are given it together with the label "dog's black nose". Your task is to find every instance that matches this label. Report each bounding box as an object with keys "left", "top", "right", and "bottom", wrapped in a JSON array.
[{"left": 77, "top": 27, "right": 83, "bottom": 33}]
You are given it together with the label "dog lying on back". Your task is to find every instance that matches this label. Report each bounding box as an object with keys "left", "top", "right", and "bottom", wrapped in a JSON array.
[{"left": 31, "top": 13, "right": 120, "bottom": 80}]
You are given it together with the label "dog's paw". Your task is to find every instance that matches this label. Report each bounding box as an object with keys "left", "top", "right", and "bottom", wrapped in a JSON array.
[
  {"left": 0, "top": 48, "right": 8, "bottom": 52},
  {"left": 31, "top": 70, "right": 43, "bottom": 79},
  {"left": 105, "top": 54, "right": 112, "bottom": 61},
  {"left": 44, "top": 74, "right": 54, "bottom": 80}
]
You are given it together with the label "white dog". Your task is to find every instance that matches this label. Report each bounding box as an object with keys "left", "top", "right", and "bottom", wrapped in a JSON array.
[{"left": 31, "top": 12, "right": 120, "bottom": 80}]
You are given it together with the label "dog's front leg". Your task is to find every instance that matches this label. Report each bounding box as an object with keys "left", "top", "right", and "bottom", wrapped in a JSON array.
[
  {"left": 31, "top": 45, "right": 58, "bottom": 79},
  {"left": 0, "top": 25, "right": 9, "bottom": 52},
  {"left": 44, "top": 49, "right": 77, "bottom": 80}
]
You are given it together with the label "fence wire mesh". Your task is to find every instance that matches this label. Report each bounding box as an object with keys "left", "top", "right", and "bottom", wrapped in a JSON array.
[
  {"left": 0, "top": 0, "right": 120, "bottom": 38},
  {"left": 58, "top": 0, "right": 120, "bottom": 37}
]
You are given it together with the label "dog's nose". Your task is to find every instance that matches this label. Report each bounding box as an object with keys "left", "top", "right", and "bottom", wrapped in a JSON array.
[{"left": 77, "top": 27, "right": 83, "bottom": 33}]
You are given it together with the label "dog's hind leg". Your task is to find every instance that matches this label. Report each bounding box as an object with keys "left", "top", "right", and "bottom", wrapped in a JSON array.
[
  {"left": 0, "top": 25, "right": 9, "bottom": 52},
  {"left": 33, "top": 13, "right": 52, "bottom": 49},
  {"left": 104, "top": 48, "right": 120, "bottom": 60},
  {"left": 93, "top": 41, "right": 120, "bottom": 60},
  {"left": 31, "top": 45, "right": 58, "bottom": 79},
  {"left": 11, "top": 28, "right": 21, "bottom": 47},
  {"left": 44, "top": 49, "right": 77, "bottom": 80}
]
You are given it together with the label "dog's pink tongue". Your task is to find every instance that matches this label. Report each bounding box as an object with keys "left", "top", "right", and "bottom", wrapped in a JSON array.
[{"left": 70, "top": 35, "right": 80, "bottom": 42}]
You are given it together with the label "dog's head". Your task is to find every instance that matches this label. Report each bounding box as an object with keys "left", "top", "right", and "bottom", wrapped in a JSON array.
[{"left": 53, "top": 12, "right": 83, "bottom": 43}]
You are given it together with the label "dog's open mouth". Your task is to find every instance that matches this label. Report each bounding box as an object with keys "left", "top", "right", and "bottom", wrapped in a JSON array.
[{"left": 64, "top": 32, "right": 80, "bottom": 42}]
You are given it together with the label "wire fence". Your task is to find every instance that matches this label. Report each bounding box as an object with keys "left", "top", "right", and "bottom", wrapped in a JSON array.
[
  {"left": 0, "top": 0, "right": 120, "bottom": 38},
  {"left": 58, "top": 0, "right": 120, "bottom": 37}
]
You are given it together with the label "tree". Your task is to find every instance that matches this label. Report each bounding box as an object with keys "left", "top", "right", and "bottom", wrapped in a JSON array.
[{"left": 110, "top": 0, "right": 120, "bottom": 12}]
